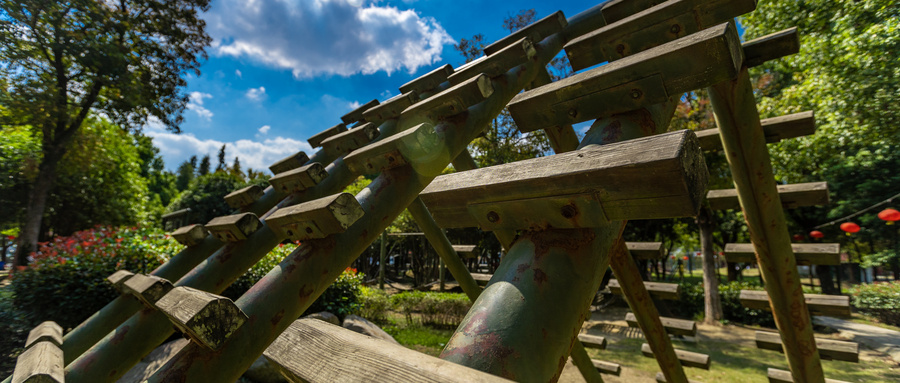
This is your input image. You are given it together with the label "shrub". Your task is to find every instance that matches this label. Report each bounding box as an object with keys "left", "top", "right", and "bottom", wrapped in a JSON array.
[
  {"left": 358, "top": 286, "right": 391, "bottom": 323},
  {"left": 676, "top": 280, "right": 776, "bottom": 327},
  {"left": 849, "top": 281, "right": 900, "bottom": 326},
  {"left": 390, "top": 291, "right": 472, "bottom": 327}
]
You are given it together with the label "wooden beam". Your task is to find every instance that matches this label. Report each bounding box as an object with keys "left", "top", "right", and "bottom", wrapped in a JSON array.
[
  {"left": 307, "top": 124, "right": 347, "bottom": 149},
  {"left": 269, "top": 163, "right": 329, "bottom": 196},
  {"left": 625, "top": 313, "right": 697, "bottom": 336},
  {"left": 344, "top": 122, "right": 439, "bottom": 175},
  {"left": 419, "top": 130, "right": 707, "bottom": 229},
  {"left": 470, "top": 273, "right": 492, "bottom": 285},
  {"left": 169, "top": 224, "right": 208, "bottom": 247},
  {"left": 451, "top": 245, "right": 477, "bottom": 253},
  {"left": 363, "top": 91, "right": 418, "bottom": 122},
  {"left": 269, "top": 151, "right": 311, "bottom": 175},
  {"left": 696, "top": 111, "right": 816, "bottom": 151},
  {"left": 755, "top": 331, "right": 859, "bottom": 363},
  {"left": 600, "top": 0, "right": 668, "bottom": 25},
  {"left": 106, "top": 269, "right": 135, "bottom": 292},
  {"left": 739, "top": 290, "right": 851, "bottom": 318},
  {"left": 122, "top": 273, "right": 174, "bottom": 307},
  {"left": 627, "top": 241, "right": 666, "bottom": 260},
  {"left": 399, "top": 64, "right": 453, "bottom": 95},
  {"left": 156, "top": 286, "right": 249, "bottom": 350},
  {"left": 609, "top": 279, "right": 680, "bottom": 300},
  {"left": 224, "top": 185, "right": 264, "bottom": 210},
  {"left": 319, "top": 122, "right": 379, "bottom": 155},
  {"left": 707, "top": 182, "right": 829, "bottom": 211},
  {"left": 725, "top": 243, "right": 840, "bottom": 265},
  {"left": 447, "top": 38, "right": 536, "bottom": 86},
  {"left": 401, "top": 74, "right": 493, "bottom": 121},
  {"left": 340, "top": 99, "right": 379, "bottom": 125},
  {"left": 509, "top": 22, "right": 742, "bottom": 133},
  {"left": 767, "top": 368, "right": 850, "bottom": 383},
  {"left": 24, "top": 322, "right": 63, "bottom": 350},
  {"left": 12, "top": 341, "right": 63, "bottom": 383},
  {"left": 641, "top": 344, "right": 711, "bottom": 369},
  {"left": 743, "top": 27, "right": 800, "bottom": 68},
  {"left": 266, "top": 193, "right": 365, "bottom": 241},
  {"left": 483, "top": 11, "right": 566, "bottom": 56},
  {"left": 205, "top": 212, "right": 263, "bottom": 242},
  {"left": 593, "top": 360, "right": 621, "bottom": 376},
  {"left": 578, "top": 333, "right": 608, "bottom": 349},
  {"left": 263, "top": 319, "right": 512, "bottom": 383}
]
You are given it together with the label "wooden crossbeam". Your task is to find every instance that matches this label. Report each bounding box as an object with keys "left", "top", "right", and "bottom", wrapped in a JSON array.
[
  {"left": 224, "top": 185, "right": 264, "bottom": 210},
  {"left": 205, "top": 213, "right": 263, "bottom": 242},
  {"left": 696, "top": 111, "right": 815, "bottom": 151},
  {"left": 509, "top": 22, "right": 742, "bottom": 133},
  {"left": 625, "top": 313, "right": 696, "bottom": 336},
  {"left": 470, "top": 273, "right": 492, "bottom": 285},
  {"left": 24, "top": 322, "right": 63, "bottom": 350},
  {"left": 742, "top": 27, "right": 800, "bottom": 68},
  {"left": 600, "top": 0, "right": 668, "bottom": 25},
  {"left": 451, "top": 245, "right": 477, "bottom": 253},
  {"left": 340, "top": 99, "right": 378, "bottom": 125},
  {"left": 707, "top": 182, "right": 829, "bottom": 211},
  {"left": 628, "top": 241, "right": 666, "bottom": 259},
  {"left": 767, "top": 368, "right": 850, "bottom": 383},
  {"left": 642, "top": 343, "right": 710, "bottom": 369},
  {"left": 399, "top": 64, "right": 453, "bottom": 95},
  {"left": 608, "top": 279, "right": 680, "bottom": 300},
  {"left": 755, "top": 331, "right": 859, "bottom": 363},
  {"left": 264, "top": 319, "right": 511, "bottom": 383},
  {"left": 307, "top": 124, "right": 347, "bottom": 149},
  {"left": 447, "top": 38, "right": 536, "bottom": 86},
  {"left": 344, "top": 122, "right": 438, "bottom": 175},
  {"left": 269, "top": 163, "right": 329, "bottom": 196},
  {"left": 725, "top": 243, "right": 840, "bottom": 266},
  {"left": 483, "top": 11, "right": 566, "bottom": 56},
  {"left": 592, "top": 360, "right": 621, "bottom": 376},
  {"left": 122, "top": 273, "right": 174, "bottom": 307},
  {"left": 319, "top": 122, "right": 379, "bottom": 155},
  {"left": 419, "top": 130, "right": 706, "bottom": 229},
  {"left": 363, "top": 91, "right": 418, "bottom": 122},
  {"left": 156, "top": 286, "right": 249, "bottom": 350},
  {"left": 269, "top": 151, "right": 311, "bottom": 175},
  {"left": 578, "top": 334, "right": 608, "bottom": 350},
  {"left": 267, "top": 193, "right": 365, "bottom": 241},
  {"left": 401, "top": 74, "right": 493, "bottom": 121},
  {"left": 106, "top": 269, "right": 135, "bottom": 292},
  {"left": 169, "top": 224, "right": 208, "bottom": 247},
  {"left": 12, "top": 341, "right": 63, "bottom": 383},
  {"left": 739, "top": 290, "right": 851, "bottom": 318}
]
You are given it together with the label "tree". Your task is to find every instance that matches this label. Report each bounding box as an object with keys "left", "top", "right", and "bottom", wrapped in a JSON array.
[
  {"left": 231, "top": 156, "right": 244, "bottom": 180},
  {"left": 0, "top": 0, "right": 212, "bottom": 266},
  {"left": 198, "top": 155, "right": 211, "bottom": 176},
  {"left": 175, "top": 160, "right": 196, "bottom": 191},
  {"left": 216, "top": 144, "right": 227, "bottom": 172},
  {"left": 165, "top": 172, "right": 245, "bottom": 227}
]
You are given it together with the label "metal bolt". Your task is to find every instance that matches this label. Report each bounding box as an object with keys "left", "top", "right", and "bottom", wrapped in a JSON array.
[
  {"left": 305, "top": 227, "right": 314, "bottom": 234},
  {"left": 487, "top": 211, "right": 500, "bottom": 223},
  {"left": 670, "top": 24, "right": 681, "bottom": 34},
  {"left": 630, "top": 89, "right": 643, "bottom": 99},
  {"left": 568, "top": 108, "right": 577, "bottom": 118},
  {"left": 616, "top": 44, "right": 625, "bottom": 55},
  {"left": 561, "top": 204, "right": 577, "bottom": 219}
]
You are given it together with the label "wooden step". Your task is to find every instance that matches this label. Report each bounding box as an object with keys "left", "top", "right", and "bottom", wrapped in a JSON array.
[
  {"left": 107, "top": 269, "right": 135, "bottom": 292},
  {"left": 724, "top": 243, "right": 840, "bottom": 266},
  {"left": 319, "top": 122, "right": 379, "bottom": 155},
  {"left": 641, "top": 343, "right": 710, "bottom": 369},
  {"left": 696, "top": 111, "right": 815, "bottom": 151},
  {"left": 307, "top": 124, "right": 347, "bottom": 149},
  {"left": 470, "top": 273, "right": 492, "bottom": 285},
  {"left": 509, "top": 22, "right": 742, "bottom": 133},
  {"left": 344, "top": 122, "right": 439, "bottom": 175},
  {"left": 24, "top": 321, "right": 63, "bottom": 349},
  {"left": 122, "top": 273, "right": 174, "bottom": 307},
  {"left": 447, "top": 37, "right": 536, "bottom": 86},
  {"left": 401, "top": 74, "right": 493, "bottom": 121},
  {"left": 655, "top": 371, "right": 702, "bottom": 383},
  {"left": 625, "top": 312, "right": 696, "bottom": 336},
  {"left": 340, "top": 99, "right": 379, "bottom": 125},
  {"left": 452, "top": 245, "right": 477, "bottom": 259},
  {"left": 399, "top": 64, "right": 453, "bottom": 94},
  {"left": 269, "top": 163, "right": 329, "bottom": 195},
  {"left": 419, "top": 130, "right": 706, "bottom": 230},
  {"left": 755, "top": 331, "right": 859, "bottom": 363},
  {"left": 742, "top": 27, "right": 800, "bottom": 68},
  {"left": 170, "top": 224, "right": 209, "bottom": 247},
  {"left": 483, "top": 11, "right": 566, "bottom": 56},
  {"left": 264, "top": 318, "right": 510, "bottom": 383},
  {"left": 767, "top": 368, "right": 850, "bottom": 383},
  {"left": 578, "top": 333, "right": 607, "bottom": 349},
  {"left": 362, "top": 91, "right": 418, "bottom": 122},
  {"left": 592, "top": 360, "right": 621, "bottom": 376},
  {"left": 12, "top": 341, "right": 63, "bottom": 383},
  {"left": 627, "top": 242, "right": 665, "bottom": 260},
  {"left": 224, "top": 185, "right": 265, "bottom": 210},
  {"left": 566, "top": 0, "right": 756, "bottom": 70},
  {"left": 267, "top": 193, "right": 365, "bottom": 241},
  {"left": 269, "top": 151, "right": 311, "bottom": 174},
  {"left": 707, "top": 182, "right": 829, "bottom": 210},
  {"left": 739, "top": 290, "right": 851, "bottom": 318},
  {"left": 205, "top": 212, "right": 263, "bottom": 242},
  {"left": 609, "top": 280, "right": 680, "bottom": 300},
  {"left": 156, "top": 286, "right": 249, "bottom": 350}
]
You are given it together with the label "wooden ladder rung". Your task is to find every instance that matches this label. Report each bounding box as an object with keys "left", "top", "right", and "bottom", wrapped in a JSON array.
[
  {"left": 625, "top": 313, "right": 696, "bottom": 336},
  {"left": 344, "top": 122, "right": 438, "bottom": 175},
  {"left": 627, "top": 242, "right": 665, "bottom": 260},
  {"left": 470, "top": 273, "right": 492, "bottom": 285},
  {"left": 267, "top": 193, "right": 365, "bottom": 241},
  {"left": 447, "top": 37, "right": 535, "bottom": 86},
  {"left": 742, "top": 27, "right": 800, "bottom": 68},
  {"left": 724, "top": 243, "right": 840, "bottom": 265},
  {"left": 307, "top": 124, "right": 347, "bottom": 149},
  {"left": 340, "top": 99, "right": 378, "bottom": 125},
  {"left": 578, "top": 333, "right": 607, "bottom": 349},
  {"left": 696, "top": 110, "right": 815, "bottom": 151},
  {"left": 755, "top": 331, "right": 859, "bottom": 363},
  {"left": 269, "top": 151, "right": 311, "bottom": 175},
  {"left": 401, "top": 74, "right": 493, "bottom": 121},
  {"left": 362, "top": 91, "right": 418, "bottom": 122},
  {"left": 224, "top": 185, "right": 265, "bottom": 210},
  {"left": 269, "top": 163, "right": 329, "bottom": 196},
  {"left": 483, "top": 11, "right": 566, "bottom": 56},
  {"left": 707, "top": 182, "right": 829, "bottom": 211},
  {"left": 156, "top": 286, "right": 249, "bottom": 350},
  {"left": 592, "top": 360, "right": 621, "bottom": 376},
  {"left": 739, "top": 290, "right": 851, "bottom": 318},
  {"left": 399, "top": 64, "right": 453, "bottom": 95},
  {"left": 12, "top": 341, "right": 63, "bottom": 383},
  {"left": 608, "top": 279, "right": 680, "bottom": 300},
  {"left": 641, "top": 343, "right": 710, "bottom": 369},
  {"left": 767, "top": 368, "right": 850, "bottom": 383},
  {"left": 122, "top": 273, "right": 174, "bottom": 307},
  {"left": 319, "top": 122, "right": 379, "bottom": 155},
  {"left": 170, "top": 224, "right": 209, "bottom": 247},
  {"left": 107, "top": 269, "right": 136, "bottom": 292},
  {"left": 24, "top": 321, "right": 63, "bottom": 349},
  {"left": 205, "top": 212, "right": 263, "bottom": 242}
]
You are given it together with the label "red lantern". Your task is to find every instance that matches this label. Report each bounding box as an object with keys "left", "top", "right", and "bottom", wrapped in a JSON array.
[
  {"left": 809, "top": 230, "right": 825, "bottom": 239},
  {"left": 840, "top": 222, "right": 860, "bottom": 235},
  {"left": 683, "top": 256, "right": 689, "bottom": 261},
  {"left": 878, "top": 208, "right": 900, "bottom": 225},
  {"left": 792, "top": 234, "right": 804, "bottom": 241}
]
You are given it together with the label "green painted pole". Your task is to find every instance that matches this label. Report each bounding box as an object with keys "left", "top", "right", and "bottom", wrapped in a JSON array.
[
  {"left": 570, "top": 340, "right": 604, "bottom": 383},
  {"left": 708, "top": 67, "right": 824, "bottom": 383},
  {"left": 379, "top": 230, "right": 386, "bottom": 290}
]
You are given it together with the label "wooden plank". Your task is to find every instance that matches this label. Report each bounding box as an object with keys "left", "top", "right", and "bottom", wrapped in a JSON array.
[
  {"left": 224, "top": 185, "right": 264, "bottom": 210},
  {"left": 169, "top": 224, "right": 208, "bottom": 247},
  {"left": 266, "top": 193, "right": 365, "bottom": 241},
  {"left": 269, "top": 151, "right": 311, "bottom": 175},
  {"left": 625, "top": 313, "right": 697, "bottom": 336},
  {"left": 399, "top": 64, "right": 453, "bottom": 94},
  {"left": 767, "top": 368, "right": 851, "bottom": 383},
  {"left": 578, "top": 334, "right": 607, "bottom": 349},
  {"left": 106, "top": 269, "right": 135, "bottom": 292},
  {"left": 340, "top": 99, "right": 379, "bottom": 124},
  {"left": 205, "top": 212, "right": 263, "bottom": 242},
  {"left": 24, "top": 322, "right": 63, "bottom": 350},
  {"left": 344, "top": 122, "right": 438, "bottom": 175},
  {"left": 319, "top": 122, "right": 379, "bottom": 155},
  {"left": 363, "top": 91, "right": 418, "bottom": 122},
  {"left": 470, "top": 273, "right": 492, "bottom": 284},
  {"left": 122, "top": 273, "right": 174, "bottom": 307},
  {"left": 155, "top": 286, "right": 249, "bottom": 350},
  {"left": 451, "top": 245, "right": 477, "bottom": 253},
  {"left": 696, "top": 111, "right": 816, "bottom": 150},
  {"left": 655, "top": 372, "right": 702, "bottom": 383},
  {"left": 707, "top": 182, "right": 829, "bottom": 211},
  {"left": 420, "top": 130, "right": 707, "bottom": 229},
  {"left": 402, "top": 73, "right": 493, "bottom": 121},
  {"left": 308, "top": 124, "right": 347, "bottom": 149},
  {"left": 739, "top": 290, "right": 851, "bottom": 318},
  {"left": 755, "top": 331, "right": 859, "bottom": 363},
  {"left": 12, "top": 341, "right": 63, "bottom": 383},
  {"left": 592, "top": 360, "right": 621, "bottom": 376},
  {"left": 627, "top": 241, "right": 665, "bottom": 260},
  {"left": 743, "top": 27, "right": 800, "bottom": 68},
  {"left": 483, "top": 11, "right": 566, "bottom": 56},
  {"left": 608, "top": 279, "right": 680, "bottom": 300},
  {"left": 263, "top": 318, "right": 512, "bottom": 383},
  {"left": 269, "top": 163, "right": 329, "bottom": 195},
  {"left": 566, "top": 0, "right": 756, "bottom": 70},
  {"left": 642, "top": 343, "right": 710, "bottom": 369},
  {"left": 447, "top": 37, "right": 536, "bottom": 85},
  {"left": 600, "top": 0, "right": 668, "bottom": 24},
  {"left": 509, "top": 22, "right": 742, "bottom": 133},
  {"left": 724, "top": 243, "right": 840, "bottom": 266}
]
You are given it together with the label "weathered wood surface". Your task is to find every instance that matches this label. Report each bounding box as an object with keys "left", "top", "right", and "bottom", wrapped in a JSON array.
[
  {"left": 725, "top": 243, "right": 840, "bottom": 265},
  {"left": 483, "top": 11, "right": 566, "bottom": 56},
  {"left": 655, "top": 372, "right": 702, "bottom": 383},
  {"left": 509, "top": 23, "right": 742, "bottom": 133},
  {"left": 566, "top": 0, "right": 756, "bottom": 70},
  {"left": 169, "top": 224, "right": 208, "bottom": 247},
  {"left": 402, "top": 74, "right": 493, "bottom": 121},
  {"left": 263, "top": 319, "right": 512, "bottom": 383},
  {"left": 155, "top": 286, "right": 248, "bottom": 350},
  {"left": 399, "top": 64, "right": 453, "bottom": 94},
  {"left": 739, "top": 290, "right": 851, "bottom": 318},
  {"left": 420, "top": 130, "right": 707, "bottom": 229},
  {"left": 767, "top": 368, "right": 851, "bottom": 383},
  {"left": 641, "top": 343, "right": 710, "bottom": 369},
  {"left": 363, "top": 91, "right": 418, "bottom": 122},
  {"left": 12, "top": 341, "right": 63, "bottom": 383},
  {"left": 24, "top": 322, "right": 63, "bottom": 350},
  {"left": 600, "top": 0, "right": 668, "bottom": 25},
  {"left": 344, "top": 122, "right": 437, "bottom": 174},
  {"left": 205, "top": 212, "right": 263, "bottom": 242},
  {"left": 122, "top": 273, "right": 174, "bottom": 307},
  {"left": 707, "top": 182, "right": 829, "bottom": 210},
  {"left": 578, "top": 334, "right": 607, "bottom": 349},
  {"left": 269, "top": 151, "right": 311, "bottom": 175},
  {"left": 447, "top": 37, "right": 536, "bottom": 85},
  {"left": 608, "top": 279, "right": 680, "bottom": 300},
  {"left": 451, "top": 245, "right": 476, "bottom": 253},
  {"left": 107, "top": 269, "right": 135, "bottom": 292},
  {"left": 470, "top": 273, "right": 492, "bottom": 284},
  {"left": 319, "top": 122, "right": 379, "bottom": 155},
  {"left": 224, "top": 185, "right": 264, "bottom": 210},
  {"left": 742, "top": 27, "right": 800, "bottom": 68},
  {"left": 696, "top": 111, "right": 815, "bottom": 150},
  {"left": 592, "top": 360, "right": 621, "bottom": 376},
  {"left": 269, "top": 163, "right": 329, "bottom": 195},
  {"left": 627, "top": 241, "right": 665, "bottom": 259},
  {"left": 625, "top": 313, "right": 696, "bottom": 336},
  {"left": 340, "top": 99, "right": 379, "bottom": 124},
  {"left": 308, "top": 124, "right": 347, "bottom": 149},
  {"left": 755, "top": 331, "right": 859, "bottom": 363},
  {"left": 266, "top": 193, "right": 365, "bottom": 241}
]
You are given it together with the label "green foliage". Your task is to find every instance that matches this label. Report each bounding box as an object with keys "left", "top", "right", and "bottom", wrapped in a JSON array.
[
  {"left": 0, "top": 287, "right": 29, "bottom": 377},
  {"left": 358, "top": 286, "right": 391, "bottom": 323},
  {"left": 388, "top": 291, "right": 472, "bottom": 328},
  {"left": 165, "top": 172, "right": 246, "bottom": 225},
  {"left": 0, "top": 125, "right": 40, "bottom": 231},
  {"left": 675, "top": 281, "right": 776, "bottom": 326},
  {"left": 849, "top": 281, "right": 900, "bottom": 326}
]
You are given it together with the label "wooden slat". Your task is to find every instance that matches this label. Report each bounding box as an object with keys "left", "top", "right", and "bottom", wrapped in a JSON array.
[
  {"left": 24, "top": 322, "right": 63, "bottom": 350},
  {"left": 122, "top": 273, "right": 174, "bottom": 307},
  {"left": 307, "top": 124, "right": 347, "bottom": 149},
  {"left": 724, "top": 243, "right": 840, "bottom": 265},
  {"left": 156, "top": 286, "right": 249, "bottom": 350},
  {"left": 739, "top": 290, "right": 851, "bottom": 318},
  {"left": 420, "top": 130, "right": 706, "bottom": 229},
  {"left": 362, "top": 91, "right": 418, "bottom": 122},
  {"left": 344, "top": 122, "right": 438, "bottom": 175},
  {"left": 269, "top": 163, "right": 329, "bottom": 196},
  {"left": 340, "top": 99, "right": 379, "bottom": 124},
  {"left": 224, "top": 185, "right": 264, "bottom": 209},
  {"left": 592, "top": 360, "right": 621, "bottom": 376},
  {"left": 267, "top": 193, "right": 365, "bottom": 241},
  {"left": 169, "top": 224, "right": 208, "bottom": 247},
  {"left": 399, "top": 64, "right": 453, "bottom": 94},
  {"left": 509, "top": 22, "right": 742, "bottom": 133},
  {"left": 609, "top": 279, "right": 680, "bottom": 300},
  {"left": 483, "top": 11, "right": 566, "bottom": 56},
  {"left": 401, "top": 74, "right": 493, "bottom": 121},
  {"left": 767, "top": 368, "right": 850, "bottom": 383},
  {"left": 264, "top": 319, "right": 512, "bottom": 383},
  {"left": 451, "top": 245, "right": 477, "bottom": 253},
  {"left": 755, "top": 331, "right": 859, "bottom": 363},
  {"left": 205, "top": 212, "right": 263, "bottom": 242},
  {"left": 600, "top": 0, "right": 668, "bottom": 24},
  {"left": 627, "top": 242, "right": 665, "bottom": 260},
  {"left": 319, "top": 122, "right": 379, "bottom": 155},
  {"left": 578, "top": 334, "right": 608, "bottom": 350},
  {"left": 641, "top": 343, "right": 710, "bottom": 369},
  {"left": 707, "top": 182, "right": 829, "bottom": 211},
  {"left": 743, "top": 27, "right": 800, "bottom": 68},
  {"left": 625, "top": 313, "right": 696, "bottom": 336},
  {"left": 269, "top": 151, "right": 311, "bottom": 175},
  {"left": 12, "top": 341, "right": 63, "bottom": 383},
  {"left": 447, "top": 37, "right": 535, "bottom": 86},
  {"left": 696, "top": 111, "right": 816, "bottom": 151},
  {"left": 107, "top": 269, "right": 135, "bottom": 292},
  {"left": 470, "top": 273, "right": 492, "bottom": 284}
]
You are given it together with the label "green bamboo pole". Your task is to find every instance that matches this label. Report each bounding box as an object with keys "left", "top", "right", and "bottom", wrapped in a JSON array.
[
  {"left": 379, "top": 230, "right": 386, "bottom": 289},
  {"left": 570, "top": 339, "right": 605, "bottom": 383}
]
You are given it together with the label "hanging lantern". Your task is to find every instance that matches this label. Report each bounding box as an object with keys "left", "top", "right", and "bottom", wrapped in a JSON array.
[
  {"left": 809, "top": 230, "right": 825, "bottom": 239},
  {"left": 840, "top": 222, "right": 861, "bottom": 235},
  {"left": 792, "top": 234, "right": 804, "bottom": 241},
  {"left": 683, "top": 256, "right": 689, "bottom": 261},
  {"left": 878, "top": 208, "right": 900, "bottom": 225}
]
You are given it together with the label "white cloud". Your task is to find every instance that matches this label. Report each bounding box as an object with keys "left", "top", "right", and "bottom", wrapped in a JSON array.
[
  {"left": 187, "top": 92, "right": 214, "bottom": 121},
  {"left": 235, "top": 69, "right": 242, "bottom": 78},
  {"left": 246, "top": 86, "right": 267, "bottom": 101},
  {"left": 258, "top": 125, "right": 271, "bottom": 135},
  {"left": 347, "top": 100, "right": 361, "bottom": 110},
  {"left": 206, "top": 0, "right": 454, "bottom": 78}
]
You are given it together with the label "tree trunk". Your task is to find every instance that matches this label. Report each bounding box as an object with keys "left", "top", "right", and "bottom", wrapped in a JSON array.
[
  {"left": 14, "top": 150, "right": 63, "bottom": 267},
  {"left": 727, "top": 262, "right": 741, "bottom": 281},
  {"left": 815, "top": 265, "right": 838, "bottom": 295},
  {"left": 697, "top": 206, "right": 723, "bottom": 324}
]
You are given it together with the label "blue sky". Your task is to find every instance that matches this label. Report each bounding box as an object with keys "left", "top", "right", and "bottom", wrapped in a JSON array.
[{"left": 146, "top": 0, "right": 605, "bottom": 172}]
